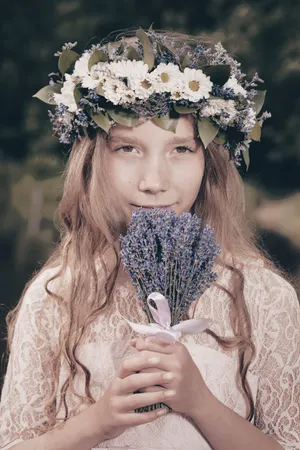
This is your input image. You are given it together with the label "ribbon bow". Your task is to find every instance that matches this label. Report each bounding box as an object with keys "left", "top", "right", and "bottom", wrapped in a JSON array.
[{"left": 125, "top": 292, "right": 210, "bottom": 344}]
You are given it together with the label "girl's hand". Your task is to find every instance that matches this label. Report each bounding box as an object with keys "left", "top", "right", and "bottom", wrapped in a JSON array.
[
  {"left": 131, "top": 336, "right": 211, "bottom": 419},
  {"left": 93, "top": 353, "right": 174, "bottom": 442}
]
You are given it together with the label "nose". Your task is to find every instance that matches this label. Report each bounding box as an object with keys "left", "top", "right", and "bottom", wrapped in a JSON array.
[{"left": 138, "top": 155, "right": 170, "bottom": 194}]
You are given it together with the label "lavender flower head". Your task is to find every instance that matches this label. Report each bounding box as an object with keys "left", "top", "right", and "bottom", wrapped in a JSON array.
[{"left": 120, "top": 208, "right": 221, "bottom": 325}]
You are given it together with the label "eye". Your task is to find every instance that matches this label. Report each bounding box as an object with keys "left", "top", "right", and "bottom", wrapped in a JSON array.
[
  {"left": 174, "top": 146, "right": 194, "bottom": 154},
  {"left": 116, "top": 145, "right": 138, "bottom": 153}
]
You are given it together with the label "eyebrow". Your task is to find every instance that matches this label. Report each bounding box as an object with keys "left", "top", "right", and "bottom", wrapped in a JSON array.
[{"left": 108, "top": 135, "right": 197, "bottom": 145}]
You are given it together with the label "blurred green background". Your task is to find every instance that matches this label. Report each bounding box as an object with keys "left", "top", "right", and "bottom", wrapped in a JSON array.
[{"left": 1, "top": 0, "right": 300, "bottom": 383}]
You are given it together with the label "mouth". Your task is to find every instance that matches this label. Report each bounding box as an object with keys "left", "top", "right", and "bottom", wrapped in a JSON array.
[{"left": 132, "top": 204, "right": 175, "bottom": 209}]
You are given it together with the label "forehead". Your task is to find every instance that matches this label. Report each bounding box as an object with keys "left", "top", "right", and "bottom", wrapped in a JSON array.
[{"left": 109, "top": 115, "right": 197, "bottom": 142}]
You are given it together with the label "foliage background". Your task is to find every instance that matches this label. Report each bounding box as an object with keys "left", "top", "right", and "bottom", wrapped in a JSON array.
[{"left": 1, "top": 0, "right": 300, "bottom": 383}]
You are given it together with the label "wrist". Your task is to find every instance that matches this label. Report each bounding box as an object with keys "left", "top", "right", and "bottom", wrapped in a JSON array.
[
  {"left": 187, "top": 390, "right": 284, "bottom": 450},
  {"left": 87, "top": 400, "right": 109, "bottom": 443},
  {"left": 188, "top": 385, "right": 218, "bottom": 424},
  {"left": 36, "top": 401, "right": 107, "bottom": 450}
]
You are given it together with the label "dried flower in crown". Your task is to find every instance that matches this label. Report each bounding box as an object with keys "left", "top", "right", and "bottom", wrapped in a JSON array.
[{"left": 33, "top": 26, "right": 271, "bottom": 168}]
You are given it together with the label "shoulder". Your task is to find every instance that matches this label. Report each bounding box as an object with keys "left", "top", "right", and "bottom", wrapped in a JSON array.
[
  {"left": 218, "top": 256, "right": 300, "bottom": 331},
  {"left": 19, "top": 265, "right": 71, "bottom": 325},
  {"left": 241, "top": 259, "right": 298, "bottom": 306},
  {"left": 217, "top": 256, "right": 298, "bottom": 304},
  {"left": 240, "top": 261, "right": 300, "bottom": 345},
  {"left": 25, "top": 264, "right": 71, "bottom": 297},
  {"left": 6, "top": 266, "right": 71, "bottom": 354}
]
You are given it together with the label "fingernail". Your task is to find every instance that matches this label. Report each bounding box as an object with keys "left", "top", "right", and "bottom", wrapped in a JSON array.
[
  {"left": 165, "top": 390, "right": 176, "bottom": 398},
  {"left": 148, "top": 357, "right": 160, "bottom": 364},
  {"left": 157, "top": 408, "right": 168, "bottom": 416},
  {"left": 163, "top": 372, "right": 173, "bottom": 381}
]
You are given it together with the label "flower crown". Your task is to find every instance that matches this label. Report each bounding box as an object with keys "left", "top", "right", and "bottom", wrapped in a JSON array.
[{"left": 34, "top": 27, "right": 270, "bottom": 168}]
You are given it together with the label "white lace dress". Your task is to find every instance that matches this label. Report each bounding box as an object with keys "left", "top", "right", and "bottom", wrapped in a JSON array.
[{"left": 0, "top": 261, "right": 300, "bottom": 450}]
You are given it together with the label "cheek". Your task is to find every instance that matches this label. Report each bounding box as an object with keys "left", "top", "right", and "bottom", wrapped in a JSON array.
[
  {"left": 109, "top": 160, "right": 136, "bottom": 193},
  {"left": 177, "top": 159, "right": 204, "bottom": 195}
]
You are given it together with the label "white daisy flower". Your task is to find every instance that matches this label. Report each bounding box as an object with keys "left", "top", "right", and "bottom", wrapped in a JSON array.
[
  {"left": 119, "top": 89, "right": 136, "bottom": 104},
  {"left": 130, "top": 75, "right": 154, "bottom": 100},
  {"left": 223, "top": 75, "right": 247, "bottom": 97},
  {"left": 180, "top": 68, "right": 213, "bottom": 102},
  {"left": 170, "top": 84, "right": 185, "bottom": 101},
  {"left": 109, "top": 60, "right": 153, "bottom": 100},
  {"left": 149, "top": 63, "right": 181, "bottom": 93},
  {"left": 73, "top": 52, "right": 110, "bottom": 90},
  {"left": 102, "top": 78, "right": 135, "bottom": 105},
  {"left": 79, "top": 62, "right": 110, "bottom": 90},
  {"left": 53, "top": 74, "right": 78, "bottom": 112},
  {"left": 109, "top": 60, "right": 149, "bottom": 80},
  {"left": 201, "top": 98, "right": 237, "bottom": 123},
  {"left": 73, "top": 52, "right": 91, "bottom": 78},
  {"left": 85, "top": 62, "right": 111, "bottom": 88}
]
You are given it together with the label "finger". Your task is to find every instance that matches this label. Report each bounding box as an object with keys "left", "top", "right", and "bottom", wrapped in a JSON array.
[
  {"left": 120, "top": 389, "right": 175, "bottom": 412},
  {"left": 139, "top": 385, "right": 166, "bottom": 394},
  {"left": 135, "top": 337, "right": 148, "bottom": 351},
  {"left": 131, "top": 337, "right": 172, "bottom": 351},
  {"left": 130, "top": 338, "right": 137, "bottom": 347},
  {"left": 122, "top": 408, "right": 169, "bottom": 426},
  {"left": 137, "top": 338, "right": 175, "bottom": 355},
  {"left": 146, "top": 336, "right": 170, "bottom": 347},
  {"left": 119, "top": 371, "right": 174, "bottom": 395},
  {"left": 139, "top": 366, "right": 164, "bottom": 374},
  {"left": 118, "top": 351, "right": 173, "bottom": 379}
]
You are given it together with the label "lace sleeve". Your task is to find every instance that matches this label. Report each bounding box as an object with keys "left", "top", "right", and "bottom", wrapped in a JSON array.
[
  {"left": 253, "top": 269, "right": 300, "bottom": 449},
  {"left": 0, "top": 269, "right": 62, "bottom": 449}
]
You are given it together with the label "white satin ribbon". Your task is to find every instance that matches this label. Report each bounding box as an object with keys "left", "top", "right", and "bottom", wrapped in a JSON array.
[{"left": 125, "top": 292, "right": 210, "bottom": 344}]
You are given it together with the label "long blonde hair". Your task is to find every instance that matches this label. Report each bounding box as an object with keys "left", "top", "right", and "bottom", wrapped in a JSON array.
[{"left": 4, "top": 30, "right": 285, "bottom": 435}]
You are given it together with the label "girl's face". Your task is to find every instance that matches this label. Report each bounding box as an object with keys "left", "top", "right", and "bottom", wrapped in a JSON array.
[{"left": 106, "top": 115, "right": 205, "bottom": 222}]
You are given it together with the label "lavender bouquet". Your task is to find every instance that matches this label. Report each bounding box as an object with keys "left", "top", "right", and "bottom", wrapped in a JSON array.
[{"left": 120, "top": 208, "right": 220, "bottom": 412}]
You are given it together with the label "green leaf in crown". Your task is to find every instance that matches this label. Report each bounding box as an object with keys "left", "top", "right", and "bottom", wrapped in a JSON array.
[
  {"left": 250, "top": 121, "right": 262, "bottom": 142},
  {"left": 58, "top": 50, "right": 80, "bottom": 74},
  {"left": 136, "top": 28, "right": 155, "bottom": 70},
  {"left": 201, "top": 65, "right": 231, "bottom": 86},
  {"left": 90, "top": 111, "right": 111, "bottom": 133},
  {"left": 153, "top": 111, "right": 180, "bottom": 133},
  {"left": 243, "top": 148, "right": 250, "bottom": 171},
  {"left": 107, "top": 109, "right": 139, "bottom": 127},
  {"left": 73, "top": 87, "right": 82, "bottom": 106},
  {"left": 181, "top": 54, "right": 191, "bottom": 69},
  {"left": 253, "top": 90, "right": 266, "bottom": 115},
  {"left": 125, "top": 46, "right": 141, "bottom": 61},
  {"left": 33, "top": 85, "right": 62, "bottom": 104},
  {"left": 197, "top": 118, "right": 219, "bottom": 148},
  {"left": 88, "top": 49, "right": 109, "bottom": 71},
  {"left": 213, "top": 131, "right": 227, "bottom": 145},
  {"left": 174, "top": 105, "right": 198, "bottom": 114}
]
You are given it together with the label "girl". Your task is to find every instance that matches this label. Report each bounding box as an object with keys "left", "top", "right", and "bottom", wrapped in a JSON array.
[{"left": 0, "top": 28, "right": 299, "bottom": 450}]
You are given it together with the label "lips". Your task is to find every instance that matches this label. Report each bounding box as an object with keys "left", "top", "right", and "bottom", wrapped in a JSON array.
[{"left": 132, "top": 204, "right": 175, "bottom": 209}]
